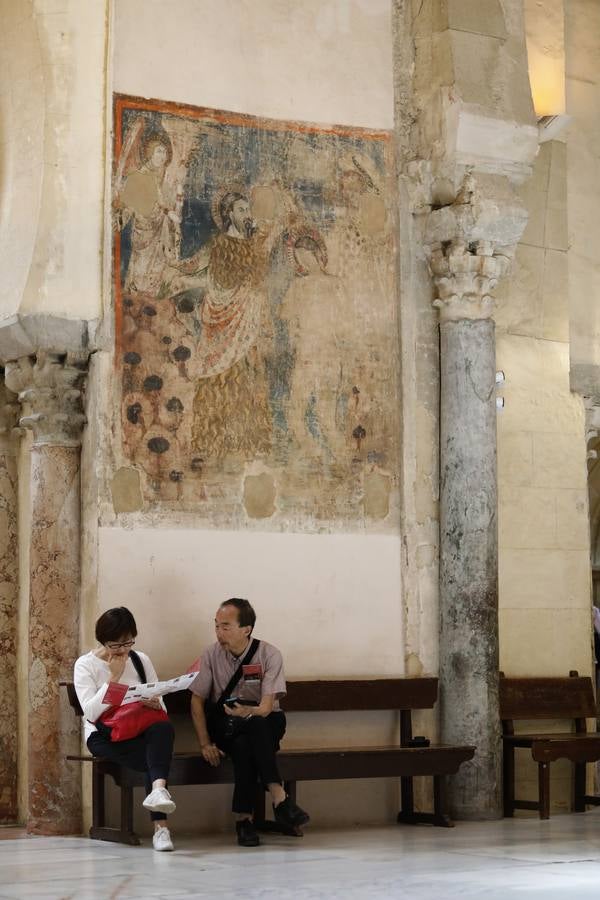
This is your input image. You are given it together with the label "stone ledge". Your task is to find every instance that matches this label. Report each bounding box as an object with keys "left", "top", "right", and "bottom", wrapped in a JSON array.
[
  {"left": 0, "top": 314, "right": 92, "bottom": 364},
  {"left": 444, "top": 97, "right": 539, "bottom": 185}
]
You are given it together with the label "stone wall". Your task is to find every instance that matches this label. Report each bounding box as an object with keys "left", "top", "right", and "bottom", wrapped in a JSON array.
[
  {"left": 84, "top": 0, "right": 407, "bottom": 833},
  {"left": 496, "top": 137, "right": 592, "bottom": 810},
  {"left": 567, "top": 0, "right": 600, "bottom": 396}
]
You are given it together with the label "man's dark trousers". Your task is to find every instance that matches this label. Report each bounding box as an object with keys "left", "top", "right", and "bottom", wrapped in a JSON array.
[{"left": 211, "top": 712, "right": 286, "bottom": 814}]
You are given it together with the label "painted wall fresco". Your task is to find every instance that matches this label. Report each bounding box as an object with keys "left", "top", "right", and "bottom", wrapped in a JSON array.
[{"left": 113, "top": 95, "right": 399, "bottom": 525}]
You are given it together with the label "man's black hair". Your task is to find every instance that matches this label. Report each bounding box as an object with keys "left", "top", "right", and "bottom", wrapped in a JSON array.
[
  {"left": 220, "top": 597, "right": 256, "bottom": 631},
  {"left": 95, "top": 607, "right": 138, "bottom": 644}
]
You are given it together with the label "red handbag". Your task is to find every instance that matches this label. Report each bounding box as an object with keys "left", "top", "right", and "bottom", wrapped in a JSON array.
[{"left": 98, "top": 701, "right": 169, "bottom": 742}]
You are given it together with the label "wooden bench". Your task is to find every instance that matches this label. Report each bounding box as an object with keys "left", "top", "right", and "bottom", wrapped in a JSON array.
[
  {"left": 61, "top": 676, "right": 475, "bottom": 845},
  {"left": 500, "top": 670, "right": 600, "bottom": 820}
]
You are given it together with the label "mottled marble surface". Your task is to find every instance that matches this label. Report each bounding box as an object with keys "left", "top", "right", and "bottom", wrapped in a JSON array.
[
  {"left": 28, "top": 445, "right": 82, "bottom": 834},
  {"left": 2, "top": 812, "right": 600, "bottom": 899},
  {"left": 0, "top": 445, "right": 18, "bottom": 823}
]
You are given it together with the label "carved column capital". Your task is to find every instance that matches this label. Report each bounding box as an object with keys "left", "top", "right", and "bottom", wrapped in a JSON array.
[
  {"left": 0, "top": 377, "right": 20, "bottom": 448},
  {"left": 4, "top": 352, "right": 88, "bottom": 446},
  {"left": 424, "top": 173, "right": 526, "bottom": 323},
  {"left": 428, "top": 239, "right": 511, "bottom": 322}
]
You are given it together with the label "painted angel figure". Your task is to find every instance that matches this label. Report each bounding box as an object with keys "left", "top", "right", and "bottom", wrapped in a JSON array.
[{"left": 114, "top": 121, "right": 184, "bottom": 296}]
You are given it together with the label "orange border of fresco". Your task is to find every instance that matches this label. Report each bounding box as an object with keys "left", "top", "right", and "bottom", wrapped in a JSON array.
[{"left": 112, "top": 93, "right": 392, "bottom": 357}]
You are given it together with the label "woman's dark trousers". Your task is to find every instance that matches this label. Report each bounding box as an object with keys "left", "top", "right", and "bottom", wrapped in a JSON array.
[{"left": 87, "top": 720, "right": 175, "bottom": 821}]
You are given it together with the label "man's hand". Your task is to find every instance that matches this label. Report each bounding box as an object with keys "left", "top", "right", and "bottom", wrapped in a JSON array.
[
  {"left": 141, "top": 697, "right": 162, "bottom": 710},
  {"left": 201, "top": 742, "right": 224, "bottom": 767},
  {"left": 108, "top": 653, "right": 127, "bottom": 682},
  {"left": 224, "top": 703, "right": 255, "bottom": 719}
]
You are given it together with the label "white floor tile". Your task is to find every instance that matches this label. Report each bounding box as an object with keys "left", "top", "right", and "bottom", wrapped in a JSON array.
[{"left": 1, "top": 813, "right": 600, "bottom": 899}]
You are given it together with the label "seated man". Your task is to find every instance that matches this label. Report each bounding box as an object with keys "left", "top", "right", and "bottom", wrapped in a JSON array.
[{"left": 190, "top": 597, "right": 309, "bottom": 846}]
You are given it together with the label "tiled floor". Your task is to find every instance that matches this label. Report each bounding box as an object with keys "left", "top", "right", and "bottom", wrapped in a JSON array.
[{"left": 2, "top": 812, "right": 600, "bottom": 899}]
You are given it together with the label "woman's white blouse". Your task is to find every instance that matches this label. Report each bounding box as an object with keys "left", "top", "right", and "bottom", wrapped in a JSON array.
[{"left": 73, "top": 650, "right": 160, "bottom": 742}]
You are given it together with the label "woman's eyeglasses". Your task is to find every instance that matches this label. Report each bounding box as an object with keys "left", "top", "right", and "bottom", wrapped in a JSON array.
[{"left": 105, "top": 640, "right": 136, "bottom": 651}]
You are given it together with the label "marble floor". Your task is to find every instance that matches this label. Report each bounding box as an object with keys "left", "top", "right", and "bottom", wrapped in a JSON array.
[{"left": 2, "top": 812, "right": 600, "bottom": 900}]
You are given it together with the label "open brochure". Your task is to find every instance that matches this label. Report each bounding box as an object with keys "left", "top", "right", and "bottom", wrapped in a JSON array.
[{"left": 104, "top": 671, "right": 197, "bottom": 707}]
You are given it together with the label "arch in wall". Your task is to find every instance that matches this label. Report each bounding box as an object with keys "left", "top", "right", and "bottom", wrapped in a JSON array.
[{"left": 0, "top": 0, "right": 45, "bottom": 319}]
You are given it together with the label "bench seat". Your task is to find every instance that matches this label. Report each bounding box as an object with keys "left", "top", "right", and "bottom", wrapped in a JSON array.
[
  {"left": 63, "top": 676, "right": 475, "bottom": 844},
  {"left": 503, "top": 733, "right": 600, "bottom": 764},
  {"left": 70, "top": 744, "right": 473, "bottom": 784},
  {"left": 500, "top": 671, "right": 600, "bottom": 819}
]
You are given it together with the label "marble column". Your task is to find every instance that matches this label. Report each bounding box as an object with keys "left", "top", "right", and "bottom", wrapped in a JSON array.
[
  {"left": 0, "top": 379, "right": 20, "bottom": 822},
  {"left": 5, "top": 352, "right": 88, "bottom": 835},
  {"left": 430, "top": 239, "right": 508, "bottom": 820}
]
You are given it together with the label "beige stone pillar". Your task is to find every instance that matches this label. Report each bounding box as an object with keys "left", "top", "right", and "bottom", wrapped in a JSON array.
[
  {"left": 0, "top": 379, "right": 20, "bottom": 822},
  {"left": 5, "top": 352, "right": 88, "bottom": 835}
]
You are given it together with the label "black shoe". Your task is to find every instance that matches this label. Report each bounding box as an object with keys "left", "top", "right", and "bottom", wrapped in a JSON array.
[
  {"left": 273, "top": 796, "right": 310, "bottom": 828},
  {"left": 236, "top": 818, "right": 260, "bottom": 847}
]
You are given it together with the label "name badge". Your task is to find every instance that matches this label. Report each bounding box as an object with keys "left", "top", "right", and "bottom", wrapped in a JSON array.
[{"left": 243, "top": 664, "right": 262, "bottom": 681}]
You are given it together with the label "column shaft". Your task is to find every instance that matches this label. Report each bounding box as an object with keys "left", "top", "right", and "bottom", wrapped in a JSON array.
[
  {"left": 27, "top": 444, "right": 82, "bottom": 833},
  {"left": 0, "top": 435, "right": 18, "bottom": 822},
  {"left": 439, "top": 318, "right": 501, "bottom": 819},
  {"left": 6, "top": 352, "right": 87, "bottom": 835}
]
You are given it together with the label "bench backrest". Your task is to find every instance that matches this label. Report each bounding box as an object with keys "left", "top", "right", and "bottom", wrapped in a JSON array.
[
  {"left": 283, "top": 678, "right": 437, "bottom": 712},
  {"left": 499, "top": 672, "right": 596, "bottom": 725},
  {"left": 61, "top": 676, "right": 438, "bottom": 718}
]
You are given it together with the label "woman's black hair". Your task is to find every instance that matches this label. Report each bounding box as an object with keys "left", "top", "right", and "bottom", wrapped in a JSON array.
[{"left": 95, "top": 607, "right": 138, "bottom": 644}]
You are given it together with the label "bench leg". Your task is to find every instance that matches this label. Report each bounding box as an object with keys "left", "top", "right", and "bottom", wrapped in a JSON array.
[
  {"left": 285, "top": 780, "right": 297, "bottom": 804},
  {"left": 538, "top": 762, "right": 550, "bottom": 820},
  {"left": 503, "top": 744, "right": 515, "bottom": 817},
  {"left": 432, "top": 775, "right": 453, "bottom": 827},
  {"left": 91, "top": 766, "right": 105, "bottom": 830},
  {"left": 400, "top": 775, "right": 414, "bottom": 817},
  {"left": 574, "top": 762, "right": 587, "bottom": 813},
  {"left": 89, "top": 774, "right": 140, "bottom": 846},
  {"left": 397, "top": 776, "right": 453, "bottom": 828}
]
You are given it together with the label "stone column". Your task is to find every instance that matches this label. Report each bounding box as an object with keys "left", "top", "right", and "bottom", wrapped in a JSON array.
[
  {"left": 0, "top": 379, "right": 20, "bottom": 822},
  {"left": 429, "top": 239, "right": 509, "bottom": 820},
  {"left": 5, "top": 352, "right": 88, "bottom": 835}
]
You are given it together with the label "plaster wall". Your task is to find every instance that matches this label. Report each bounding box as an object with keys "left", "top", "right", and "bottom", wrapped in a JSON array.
[
  {"left": 566, "top": 0, "right": 600, "bottom": 386},
  {"left": 0, "top": 0, "right": 106, "bottom": 323},
  {"left": 84, "top": 0, "right": 407, "bottom": 832},
  {"left": 496, "top": 139, "right": 592, "bottom": 811},
  {"left": 93, "top": 528, "right": 403, "bottom": 833},
  {"left": 113, "top": 0, "right": 394, "bottom": 130}
]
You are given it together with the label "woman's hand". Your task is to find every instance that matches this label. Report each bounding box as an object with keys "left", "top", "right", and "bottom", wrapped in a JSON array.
[
  {"left": 201, "top": 742, "right": 224, "bottom": 767},
  {"left": 141, "top": 697, "right": 162, "bottom": 710},
  {"left": 107, "top": 653, "right": 127, "bottom": 683}
]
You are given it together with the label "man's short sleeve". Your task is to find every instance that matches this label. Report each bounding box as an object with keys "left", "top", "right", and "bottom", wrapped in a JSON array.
[
  {"left": 261, "top": 645, "right": 286, "bottom": 699},
  {"left": 189, "top": 649, "right": 213, "bottom": 699}
]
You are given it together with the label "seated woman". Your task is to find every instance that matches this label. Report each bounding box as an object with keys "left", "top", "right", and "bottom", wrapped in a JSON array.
[{"left": 74, "top": 606, "right": 176, "bottom": 851}]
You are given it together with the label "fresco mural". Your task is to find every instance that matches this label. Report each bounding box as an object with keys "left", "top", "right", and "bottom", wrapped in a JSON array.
[{"left": 113, "top": 95, "right": 399, "bottom": 524}]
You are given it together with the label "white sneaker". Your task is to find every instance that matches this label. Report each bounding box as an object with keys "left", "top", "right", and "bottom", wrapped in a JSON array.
[
  {"left": 153, "top": 825, "right": 174, "bottom": 852},
  {"left": 143, "top": 787, "right": 176, "bottom": 814}
]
